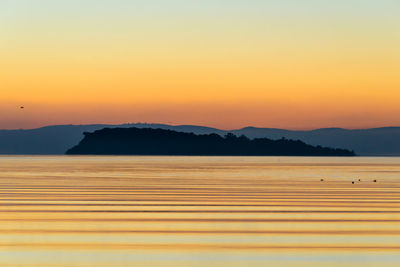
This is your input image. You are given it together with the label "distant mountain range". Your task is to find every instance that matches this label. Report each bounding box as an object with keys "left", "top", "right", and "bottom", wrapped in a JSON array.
[
  {"left": 1, "top": 123, "right": 399, "bottom": 156},
  {"left": 66, "top": 127, "right": 354, "bottom": 156}
]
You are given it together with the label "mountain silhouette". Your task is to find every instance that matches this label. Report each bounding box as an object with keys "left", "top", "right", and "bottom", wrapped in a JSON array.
[
  {"left": 66, "top": 127, "right": 355, "bottom": 156},
  {"left": 0, "top": 124, "right": 222, "bottom": 155},
  {"left": 1, "top": 123, "right": 400, "bottom": 155}
]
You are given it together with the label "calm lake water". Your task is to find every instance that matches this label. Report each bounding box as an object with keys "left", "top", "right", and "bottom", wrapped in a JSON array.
[{"left": 0, "top": 156, "right": 399, "bottom": 267}]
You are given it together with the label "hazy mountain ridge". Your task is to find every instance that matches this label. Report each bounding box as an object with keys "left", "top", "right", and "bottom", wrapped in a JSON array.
[{"left": 1, "top": 123, "right": 400, "bottom": 155}]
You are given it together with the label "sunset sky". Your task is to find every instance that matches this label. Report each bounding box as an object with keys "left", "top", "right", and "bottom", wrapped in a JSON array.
[{"left": 1, "top": 0, "right": 399, "bottom": 130}]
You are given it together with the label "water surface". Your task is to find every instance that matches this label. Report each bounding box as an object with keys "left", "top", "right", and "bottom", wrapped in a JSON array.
[{"left": 0, "top": 156, "right": 399, "bottom": 266}]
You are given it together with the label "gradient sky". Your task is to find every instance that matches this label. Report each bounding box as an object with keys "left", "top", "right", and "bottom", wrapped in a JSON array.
[{"left": 1, "top": 0, "right": 399, "bottom": 130}]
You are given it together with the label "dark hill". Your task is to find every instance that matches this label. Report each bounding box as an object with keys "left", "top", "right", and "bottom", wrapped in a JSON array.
[
  {"left": 0, "top": 123, "right": 222, "bottom": 155},
  {"left": 66, "top": 127, "right": 355, "bottom": 156}
]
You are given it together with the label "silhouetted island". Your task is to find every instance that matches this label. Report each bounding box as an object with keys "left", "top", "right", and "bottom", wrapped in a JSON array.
[{"left": 66, "top": 127, "right": 355, "bottom": 156}]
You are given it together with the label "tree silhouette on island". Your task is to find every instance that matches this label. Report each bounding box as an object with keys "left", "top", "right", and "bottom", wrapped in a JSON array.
[{"left": 66, "top": 127, "right": 355, "bottom": 156}]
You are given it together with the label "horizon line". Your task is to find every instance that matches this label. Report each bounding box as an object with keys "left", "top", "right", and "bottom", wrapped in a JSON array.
[{"left": 2, "top": 123, "right": 400, "bottom": 132}]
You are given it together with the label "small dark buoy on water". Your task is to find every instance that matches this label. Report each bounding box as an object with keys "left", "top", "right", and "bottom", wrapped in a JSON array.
[
  {"left": 352, "top": 181, "right": 355, "bottom": 184},
  {"left": 20, "top": 106, "right": 24, "bottom": 109},
  {"left": 373, "top": 179, "right": 377, "bottom": 183},
  {"left": 320, "top": 179, "right": 324, "bottom": 182},
  {"left": 358, "top": 179, "right": 361, "bottom": 182}
]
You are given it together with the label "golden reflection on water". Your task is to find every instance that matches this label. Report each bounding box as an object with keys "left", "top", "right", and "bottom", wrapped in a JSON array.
[{"left": 0, "top": 156, "right": 399, "bottom": 267}]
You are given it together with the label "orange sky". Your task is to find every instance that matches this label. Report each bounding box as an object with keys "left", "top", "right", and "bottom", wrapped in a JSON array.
[{"left": 1, "top": 1, "right": 399, "bottom": 130}]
